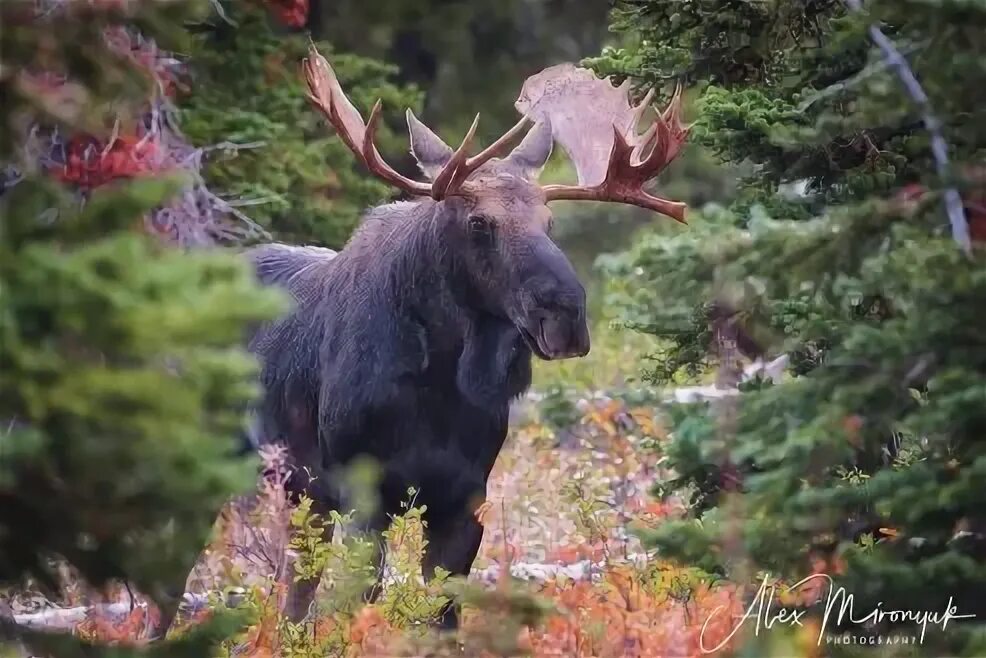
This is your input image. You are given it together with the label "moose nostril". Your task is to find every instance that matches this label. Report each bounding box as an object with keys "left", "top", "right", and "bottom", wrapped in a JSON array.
[
  {"left": 539, "top": 317, "right": 571, "bottom": 356},
  {"left": 537, "top": 315, "right": 592, "bottom": 359}
]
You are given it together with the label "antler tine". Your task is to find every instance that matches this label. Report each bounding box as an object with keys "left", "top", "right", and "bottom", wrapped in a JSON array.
[
  {"left": 439, "top": 115, "right": 534, "bottom": 196},
  {"left": 629, "top": 83, "right": 688, "bottom": 167},
  {"left": 630, "top": 88, "right": 655, "bottom": 126},
  {"left": 431, "top": 113, "right": 481, "bottom": 198},
  {"left": 303, "top": 44, "right": 432, "bottom": 197},
  {"left": 637, "top": 83, "right": 689, "bottom": 176},
  {"left": 663, "top": 82, "right": 685, "bottom": 124},
  {"left": 634, "top": 122, "right": 659, "bottom": 165},
  {"left": 609, "top": 123, "right": 636, "bottom": 168},
  {"left": 464, "top": 116, "right": 534, "bottom": 170},
  {"left": 541, "top": 83, "right": 690, "bottom": 224},
  {"left": 362, "top": 99, "right": 436, "bottom": 193}
]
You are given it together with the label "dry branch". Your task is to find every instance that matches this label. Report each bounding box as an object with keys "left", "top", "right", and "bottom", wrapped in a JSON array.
[{"left": 844, "top": 0, "right": 970, "bottom": 254}]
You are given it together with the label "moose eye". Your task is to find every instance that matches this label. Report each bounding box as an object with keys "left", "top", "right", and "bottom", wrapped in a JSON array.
[{"left": 467, "top": 215, "right": 495, "bottom": 245}]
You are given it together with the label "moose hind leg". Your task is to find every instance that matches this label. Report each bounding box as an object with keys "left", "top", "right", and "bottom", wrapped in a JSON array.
[
  {"left": 422, "top": 512, "right": 484, "bottom": 630},
  {"left": 283, "top": 494, "right": 335, "bottom": 623},
  {"left": 356, "top": 516, "right": 389, "bottom": 605},
  {"left": 149, "top": 495, "right": 254, "bottom": 640}
]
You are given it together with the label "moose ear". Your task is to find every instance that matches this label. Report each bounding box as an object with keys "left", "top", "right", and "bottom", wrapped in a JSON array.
[
  {"left": 507, "top": 119, "right": 553, "bottom": 179},
  {"left": 406, "top": 109, "right": 454, "bottom": 180}
]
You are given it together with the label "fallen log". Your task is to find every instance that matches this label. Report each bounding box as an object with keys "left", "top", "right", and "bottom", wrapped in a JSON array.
[
  {"left": 10, "top": 593, "right": 211, "bottom": 632},
  {"left": 8, "top": 555, "right": 654, "bottom": 631}
]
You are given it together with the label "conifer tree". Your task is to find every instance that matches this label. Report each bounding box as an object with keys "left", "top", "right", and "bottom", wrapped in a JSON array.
[
  {"left": 1, "top": 1, "right": 284, "bottom": 654},
  {"left": 179, "top": 0, "right": 422, "bottom": 247},
  {"left": 595, "top": 1, "right": 986, "bottom": 653}
]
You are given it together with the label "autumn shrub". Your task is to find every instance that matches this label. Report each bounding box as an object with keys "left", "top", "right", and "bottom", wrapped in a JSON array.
[
  {"left": 175, "top": 390, "right": 760, "bottom": 658},
  {"left": 196, "top": 463, "right": 465, "bottom": 657}
]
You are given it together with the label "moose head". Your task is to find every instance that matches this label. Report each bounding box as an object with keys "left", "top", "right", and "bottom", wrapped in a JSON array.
[{"left": 303, "top": 47, "right": 689, "bottom": 362}]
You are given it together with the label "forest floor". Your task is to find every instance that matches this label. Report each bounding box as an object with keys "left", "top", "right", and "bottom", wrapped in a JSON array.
[
  {"left": 8, "top": 319, "right": 766, "bottom": 657},
  {"left": 213, "top": 390, "right": 748, "bottom": 657},
  {"left": 461, "top": 392, "right": 745, "bottom": 658},
  {"left": 9, "top": 389, "right": 749, "bottom": 658}
]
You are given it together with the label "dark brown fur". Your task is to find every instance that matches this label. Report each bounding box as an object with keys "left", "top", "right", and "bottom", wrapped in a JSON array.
[{"left": 166, "top": 124, "right": 589, "bottom": 632}]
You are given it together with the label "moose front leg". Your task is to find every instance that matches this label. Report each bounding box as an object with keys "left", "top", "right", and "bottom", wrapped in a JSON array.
[{"left": 422, "top": 512, "right": 484, "bottom": 630}]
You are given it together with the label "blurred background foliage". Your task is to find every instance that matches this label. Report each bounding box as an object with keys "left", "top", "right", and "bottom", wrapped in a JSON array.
[
  {"left": 180, "top": 1, "right": 422, "bottom": 246},
  {"left": 7, "top": 0, "right": 986, "bottom": 655}
]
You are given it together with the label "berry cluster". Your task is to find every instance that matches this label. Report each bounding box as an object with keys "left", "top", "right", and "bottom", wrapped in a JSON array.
[
  {"left": 894, "top": 176, "right": 986, "bottom": 244},
  {"left": 50, "top": 133, "right": 165, "bottom": 188},
  {"left": 18, "top": 8, "right": 268, "bottom": 246}
]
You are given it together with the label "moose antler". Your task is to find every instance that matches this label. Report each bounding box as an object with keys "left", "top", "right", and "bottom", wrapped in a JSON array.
[
  {"left": 515, "top": 64, "right": 690, "bottom": 223},
  {"left": 302, "top": 44, "right": 530, "bottom": 200}
]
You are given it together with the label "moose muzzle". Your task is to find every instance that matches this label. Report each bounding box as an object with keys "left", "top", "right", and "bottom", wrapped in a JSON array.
[{"left": 514, "top": 235, "right": 591, "bottom": 360}]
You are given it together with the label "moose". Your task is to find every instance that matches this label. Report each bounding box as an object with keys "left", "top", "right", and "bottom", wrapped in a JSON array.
[{"left": 168, "top": 45, "right": 690, "bottom": 632}]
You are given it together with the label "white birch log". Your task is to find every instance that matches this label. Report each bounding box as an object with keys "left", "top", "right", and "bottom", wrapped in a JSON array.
[{"left": 8, "top": 554, "right": 657, "bottom": 631}]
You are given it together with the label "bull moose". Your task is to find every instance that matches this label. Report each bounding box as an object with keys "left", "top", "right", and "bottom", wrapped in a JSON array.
[{"left": 173, "top": 45, "right": 690, "bottom": 631}]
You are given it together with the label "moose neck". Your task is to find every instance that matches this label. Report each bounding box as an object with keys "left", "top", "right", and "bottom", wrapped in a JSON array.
[
  {"left": 349, "top": 199, "right": 456, "bottom": 325},
  {"left": 345, "top": 198, "right": 532, "bottom": 407}
]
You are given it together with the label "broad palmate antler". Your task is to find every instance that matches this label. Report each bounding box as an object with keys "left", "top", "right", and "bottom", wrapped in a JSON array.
[
  {"left": 303, "top": 45, "right": 690, "bottom": 222},
  {"left": 515, "top": 64, "right": 690, "bottom": 223}
]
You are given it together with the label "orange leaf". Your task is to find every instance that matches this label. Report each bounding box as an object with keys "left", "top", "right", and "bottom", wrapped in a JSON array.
[
  {"left": 348, "top": 605, "right": 386, "bottom": 646},
  {"left": 474, "top": 500, "right": 494, "bottom": 525}
]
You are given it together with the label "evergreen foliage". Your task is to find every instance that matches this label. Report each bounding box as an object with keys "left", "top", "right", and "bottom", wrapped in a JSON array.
[
  {"left": 596, "top": 0, "right": 986, "bottom": 653},
  {"left": 179, "top": 1, "right": 422, "bottom": 247},
  {"left": 1, "top": 1, "right": 283, "bottom": 654}
]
